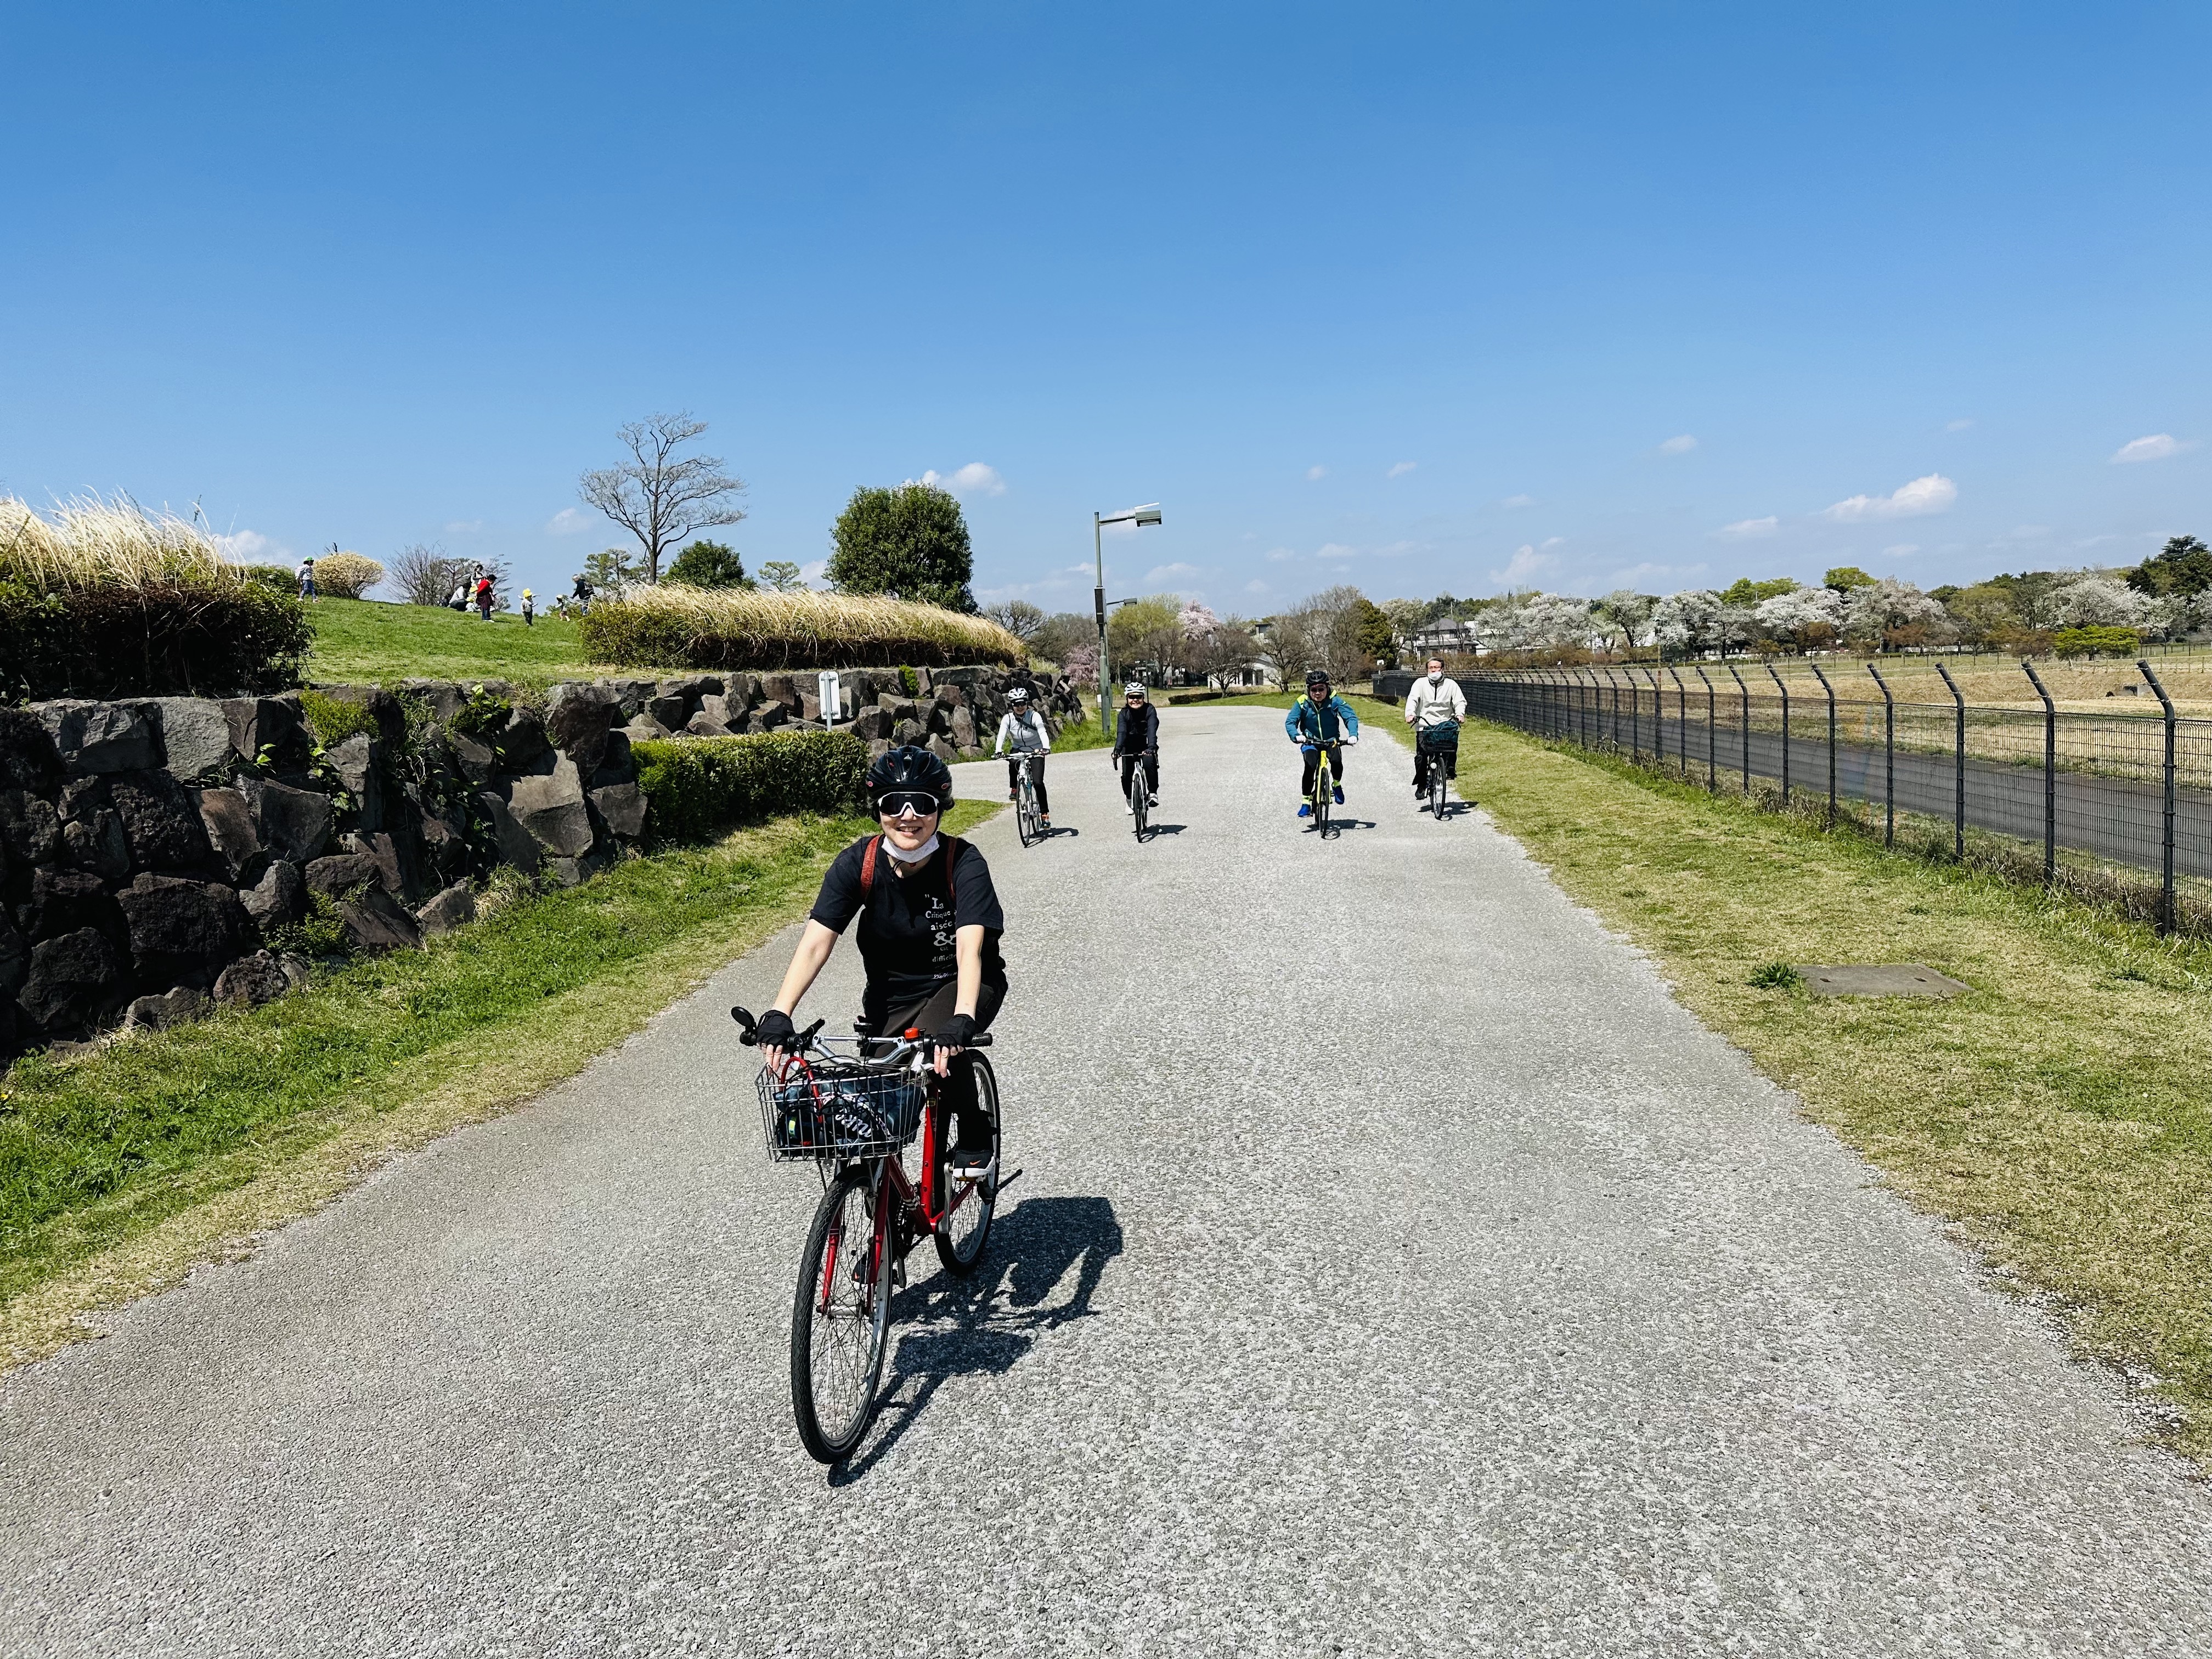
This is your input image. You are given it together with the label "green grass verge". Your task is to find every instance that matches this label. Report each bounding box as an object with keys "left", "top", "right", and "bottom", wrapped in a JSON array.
[
  {"left": 303, "top": 595, "right": 667, "bottom": 687},
  {"left": 1432, "top": 715, "right": 2212, "bottom": 1462},
  {"left": 0, "top": 800, "right": 998, "bottom": 1364}
]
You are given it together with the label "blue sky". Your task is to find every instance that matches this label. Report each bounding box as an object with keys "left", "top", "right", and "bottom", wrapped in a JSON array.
[{"left": 4, "top": 3, "right": 2207, "bottom": 616}]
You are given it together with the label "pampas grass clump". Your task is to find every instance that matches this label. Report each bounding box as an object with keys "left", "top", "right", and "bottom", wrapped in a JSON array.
[
  {"left": 0, "top": 494, "right": 312, "bottom": 700},
  {"left": 579, "top": 584, "right": 1025, "bottom": 670},
  {"left": 312, "top": 551, "right": 383, "bottom": 598}
]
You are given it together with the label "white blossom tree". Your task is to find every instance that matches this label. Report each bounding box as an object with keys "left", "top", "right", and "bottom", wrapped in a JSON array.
[
  {"left": 2039, "top": 574, "right": 2177, "bottom": 637},
  {"left": 1752, "top": 586, "right": 1844, "bottom": 653}
]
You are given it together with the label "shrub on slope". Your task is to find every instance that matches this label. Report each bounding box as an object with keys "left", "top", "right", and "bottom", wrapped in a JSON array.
[
  {"left": 0, "top": 496, "right": 311, "bottom": 700},
  {"left": 579, "top": 584, "right": 1024, "bottom": 671}
]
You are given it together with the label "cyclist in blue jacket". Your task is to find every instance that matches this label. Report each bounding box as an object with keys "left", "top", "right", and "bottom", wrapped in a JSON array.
[{"left": 1285, "top": 668, "right": 1360, "bottom": 816}]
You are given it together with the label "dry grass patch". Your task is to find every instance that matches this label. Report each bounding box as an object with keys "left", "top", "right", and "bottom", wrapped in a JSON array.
[{"left": 579, "top": 584, "right": 1025, "bottom": 670}]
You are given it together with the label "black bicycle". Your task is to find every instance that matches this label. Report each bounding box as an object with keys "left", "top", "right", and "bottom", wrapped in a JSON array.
[
  {"left": 1419, "top": 719, "right": 1460, "bottom": 817},
  {"left": 733, "top": 1007, "right": 1014, "bottom": 1465}
]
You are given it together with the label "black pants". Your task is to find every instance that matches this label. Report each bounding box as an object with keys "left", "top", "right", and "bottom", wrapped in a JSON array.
[
  {"left": 1006, "top": 754, "right": 1048, "bottom": 814},
  {"left": 1299, "top": 743, "right": 1346, "bottom": 796},
  {"left": 864, "top": 980, "right": 1004, "bottom": 1151},
  {"left": 1412, "top": 738, "right": 1458, "bottom": 788},
  {"left": 1118, "top": 751, "right": 1158, "bottom": 799}
]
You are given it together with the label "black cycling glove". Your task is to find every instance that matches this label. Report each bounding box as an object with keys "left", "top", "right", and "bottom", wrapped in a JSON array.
[
  {"left": 932, "top": 1012, "right": 976, "bottom": 1053},
  {"left": 753, "top": 1008, "right": 797, "bottom": 1050}
]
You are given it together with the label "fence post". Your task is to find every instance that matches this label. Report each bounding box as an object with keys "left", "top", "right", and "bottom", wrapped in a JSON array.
[
  {"left": 1693, "top": 667, "right": 1717, "bottom": 792},
  {"left": 1867, "top": 663, "right": 1895, "bottom": 848},
  {"left": 1577, "top": 668, "right": 1594, "bottom": 747},
  {"left": 1935, "top": 661, "right": 1966, "bottom": 860},
  {"left": 1808, "top": 662, "right": 1837, "bottom": 828},
  {"left": 1643, "top": 667, "right": 1668, "bottom": 769},
  {"left": 1763, "top": 663, "right": 1791, "bottom": 804},
  {"left": 1666, "top": 665, "right": 1690, "bottom": 777},
  {"left": 2019, "top": 659, "right": 2056, "bottom": 883},
  {"left": 1726, "top": 665, "right": 1751, "bottom": 794},
  {"left": 2138, "top": 659, "right": 2177, "bottom": 936},
  {"left": 1604, "top": 667, "right": 1624, "bottom": 753}
]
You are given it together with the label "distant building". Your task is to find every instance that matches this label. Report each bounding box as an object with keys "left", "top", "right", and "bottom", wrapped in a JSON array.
[{"left": 1408, "top": 616, "right": 1480, "bottom": 656}]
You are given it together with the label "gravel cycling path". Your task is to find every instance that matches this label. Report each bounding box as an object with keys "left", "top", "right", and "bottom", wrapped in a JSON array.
[{"left": 5, "top": 706, "right": 2211, "bottom": 1656}]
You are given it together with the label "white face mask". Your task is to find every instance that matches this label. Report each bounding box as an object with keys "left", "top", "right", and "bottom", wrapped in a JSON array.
[
  {"left": 1427, "top": 669, "right": 1444, "bottom": 685},
  {"left": 884, "top": 831, "right": 940, "bottom": 865}
]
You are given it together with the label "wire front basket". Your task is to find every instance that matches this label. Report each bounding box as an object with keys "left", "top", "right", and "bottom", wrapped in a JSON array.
[{"left": 758, "top": 1063, "right": 925, "bottom": 1163}]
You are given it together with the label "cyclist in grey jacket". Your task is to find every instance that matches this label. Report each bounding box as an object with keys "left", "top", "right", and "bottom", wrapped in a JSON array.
[
  {"left": 991, "top": 687, "right": 1053, "bottom": 828},
  {"left": 1403, "top": 656, "right": 1468, "bottom": 799}
]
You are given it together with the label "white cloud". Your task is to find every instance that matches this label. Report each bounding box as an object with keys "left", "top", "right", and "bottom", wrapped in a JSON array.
[
  {"left": 444, "top": 519, "right": 484, "bottom": 534},
  {"left": 1244, "top": 579, "right": 1270, "bottom": 594},
  {"left": 1500, "top": 493, "right": 1537, "bottom": 509},
  {"left": 1822, "top": 472, "right": 1956, "bottom": 521},
  {"left": 1387, "top": 461, "right": 1417, "bottom": 478},
  {"left": 1608, "top": 560, "right": 1707, "bottom": 583},
  {"left": 1882, "top": 543, "right": 1921, "bottom": 558},
  {"left": 1316, "top": 543, "right": 1355, "bottom": 562},
  {"left": 1144, "top": 562, "right": 1201, "bottom": 584},
  {"left": 1945, "top": 418, "right": 1975, "bottom": 432},
  {"left": 1489, "top": 544, "right": 1553, "bottom": 584},
  {"left": 547, "top": 506, "right": 593, "bottom": 535},
  {"left": 2111, "top": 433, "right": 2191, "bottom": 464},
  {"left": 214, "top": 529, "right": 276, "bottom": 561},
  {"left": 800, "top": 560, "right": 828, "bottom": 587},
  {"left": 1539, "top": 536, "right": 1564, "bottom": 549},
  {"left": 1305, "top": 465, "right": 1327, "bottom": 481},
  {"left": 1265, "top": 546, "right": 1296, "bottom": 562},
  {"left": 921, "top": 462, "right": 1007, "bottom": 496},
  {"left": 1658, "top": 434, "right": 1698, "bottom": 456},
  {"left": 1718, "top": 516, "right": 1779, "bottom": 539}
]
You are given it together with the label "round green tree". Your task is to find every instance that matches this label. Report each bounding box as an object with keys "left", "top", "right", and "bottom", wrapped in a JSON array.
[
  {"left": 827, "top": 482, "right": 977, "bottom": 612},
  {"left": 665, "top": 539, "right": 752, "bottom": 589}
]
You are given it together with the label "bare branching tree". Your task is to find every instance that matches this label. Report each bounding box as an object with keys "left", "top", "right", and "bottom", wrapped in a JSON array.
[
  {"left": 578, "top": 412, "right": 747, "bottom": 583},
  {"left": 390, "top": 543, "right": 467, "bottom": 606}
]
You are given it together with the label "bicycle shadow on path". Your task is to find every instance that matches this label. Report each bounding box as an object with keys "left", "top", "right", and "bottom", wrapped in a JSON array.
[{"left": 827, "top": 1195, "right": 1124, "bottom": 1485}]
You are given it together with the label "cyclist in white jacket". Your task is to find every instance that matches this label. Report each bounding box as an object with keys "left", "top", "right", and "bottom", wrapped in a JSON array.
[
  {"left": 991, "top": 686, "right": 1053, "bottom": 830},
  {"left": 1403, "top": 657, "right": 1468, "bottom": 802}
]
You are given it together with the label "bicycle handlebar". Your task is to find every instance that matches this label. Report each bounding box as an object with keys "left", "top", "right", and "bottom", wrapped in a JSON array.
[{"left": 731, "top": 1005, "right": 991, "bottom": 1063}]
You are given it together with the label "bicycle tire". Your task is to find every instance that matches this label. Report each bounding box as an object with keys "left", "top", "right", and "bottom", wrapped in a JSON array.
[
  {"left": 934, "top": 1054, "right": 1001, "bottom": 1277},
  {"left": 1314, "top": 754, "right": 1332, "bottom": 838},
  {"left": 791, "top": 1164, "right": 893, "bottom": 1465},
  {"left": 1429, "top": 758, "right": 1448, "bottom": 818},
  {"left": 1130, "top": 765, "right": 1148, "bottom": 840}
]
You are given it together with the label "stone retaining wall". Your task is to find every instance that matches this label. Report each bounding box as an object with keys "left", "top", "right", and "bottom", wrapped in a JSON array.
[{"left": 0, "top": 664, "right": 1079, "bottom": 1059}]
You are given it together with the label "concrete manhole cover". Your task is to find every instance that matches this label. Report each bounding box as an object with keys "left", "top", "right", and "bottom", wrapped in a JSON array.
[{"left": 1797, "top": 963, "right": 1969, "bottom": 998}]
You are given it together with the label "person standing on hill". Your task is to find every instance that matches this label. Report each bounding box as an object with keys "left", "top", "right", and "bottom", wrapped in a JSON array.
[
  {"left": 520, "top": 588, "right": 536, "bottom": 627},
  {"left": 572, "top": 573, "right": 595, "bottom": 616},
  {"left": 297, "top": 557, "right": 317, "bottom": 599},
  {"left": 474, "top": 571, "right": 495, "bottom": 620}
]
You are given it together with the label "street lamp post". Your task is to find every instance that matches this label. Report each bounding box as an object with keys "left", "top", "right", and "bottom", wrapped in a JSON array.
[{"left": 1093, "top": 503, "right": 1162, "bottom": 726}]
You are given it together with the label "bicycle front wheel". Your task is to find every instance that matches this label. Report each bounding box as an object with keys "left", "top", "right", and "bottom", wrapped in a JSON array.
[
  {"left": 1314, "top": 759, "right": 1332, "bottom": 837},
  {"left": 1130, "top": 769, "right": 1148, "bottom": 840},
  {"left": 1016, "top": 772, "right": 1039, "bottom": 846},
  {"left": 1429, "top": 757, "right": 1447, "bottom": 817},
  {"left": 934, "top": 1055, "right": 1001, "bottom": 1277},
  {"left": 791, "top": 1164, "right": 893, "bottom": 1465}
]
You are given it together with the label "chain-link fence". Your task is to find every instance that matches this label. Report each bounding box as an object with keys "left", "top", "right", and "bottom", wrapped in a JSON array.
[{"left": 1378, "top": 661, "right": 2211, "bottom": 935}]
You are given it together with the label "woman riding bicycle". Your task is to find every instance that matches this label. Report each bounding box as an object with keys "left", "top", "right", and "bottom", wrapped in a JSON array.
[
  {"left": 753, "top": 746, "right": 1007, "bottom": 1173},
  {"left": 991, "top": 684, "right": 1053, "bottom": 831}
]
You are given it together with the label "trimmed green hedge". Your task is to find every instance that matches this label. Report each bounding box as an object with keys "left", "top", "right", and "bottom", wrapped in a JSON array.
[
  {"left": 0, "top": 578, "right": 311, "bottom": 701},
  {"left": 634, "top": 730, "right": 868, "bottom": 842}
]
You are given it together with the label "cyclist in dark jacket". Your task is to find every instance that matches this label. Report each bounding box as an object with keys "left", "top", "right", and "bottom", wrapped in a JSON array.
[
  {"left": 752, "top": 746, "right": 1006, "bottom": 1171},
  {"left": 1286, "top": 669, "right": 1361, "bottom": 815},
  {"left": 1111, "top": 682, "right": 1159, "bottom": 812}
]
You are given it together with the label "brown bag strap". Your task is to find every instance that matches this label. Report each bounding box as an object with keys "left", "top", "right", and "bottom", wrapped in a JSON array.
[{"left": 859, "top": 833, "right": 881, "bottom": 900}]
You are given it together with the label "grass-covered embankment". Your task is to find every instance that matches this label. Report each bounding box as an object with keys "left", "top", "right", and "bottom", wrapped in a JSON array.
[
  {"left": 1429, "top": 716, "right": 2212, "bottom": 1460},
  {"left": 302, "top": 595, "right": 644, "bottom": 687},
  {"left": 0, "top": 800, "right": 998, "bottom": 1367}
]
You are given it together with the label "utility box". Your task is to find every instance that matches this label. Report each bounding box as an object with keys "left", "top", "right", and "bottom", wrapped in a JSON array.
[{"left": 817, "top": 669, "right": 844, "bottom": 724}]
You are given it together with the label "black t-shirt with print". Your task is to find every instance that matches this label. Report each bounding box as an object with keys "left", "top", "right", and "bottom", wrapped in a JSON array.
[{"left": 809, "top": 836, "right": 1008, "bottom": 1008}]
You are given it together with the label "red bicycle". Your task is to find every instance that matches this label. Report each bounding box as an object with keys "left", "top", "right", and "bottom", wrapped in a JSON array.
[{"left": 732, "top": 1006, "right": 1012, "bottom": 1465}]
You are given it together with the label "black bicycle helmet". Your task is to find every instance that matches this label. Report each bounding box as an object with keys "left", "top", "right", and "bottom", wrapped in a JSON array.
[
  {"left": 866, "top": 743, "right": 955, "bottom": 810},
  {"left": 1305, "top": 668, "right": 1332, "bottom": 689}
]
